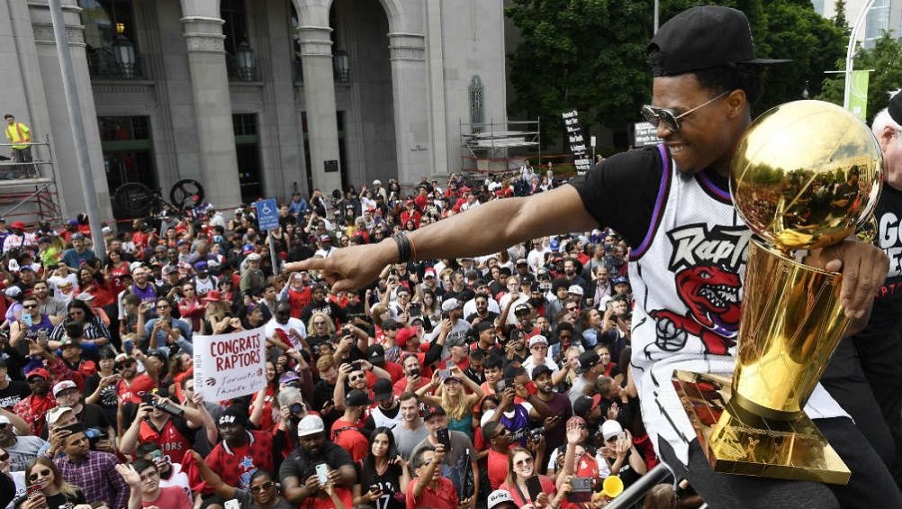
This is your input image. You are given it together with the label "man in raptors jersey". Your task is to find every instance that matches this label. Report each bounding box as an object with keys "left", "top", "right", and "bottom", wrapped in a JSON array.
[{"left": 289, "top": 6, "right": 898, "bottom": 508}]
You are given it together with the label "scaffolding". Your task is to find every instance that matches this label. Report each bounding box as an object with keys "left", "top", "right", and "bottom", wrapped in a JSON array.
[
  {"left": 0, "top": 136, "right": 63, "bottom": 227},
  {"left": 460, "top": 118, "right": 541, "bottom": 174}
]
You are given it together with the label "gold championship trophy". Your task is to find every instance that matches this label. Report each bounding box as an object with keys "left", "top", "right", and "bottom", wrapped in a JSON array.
[{"left": 673, "top": 100, "right": 883, "bottom": 484}]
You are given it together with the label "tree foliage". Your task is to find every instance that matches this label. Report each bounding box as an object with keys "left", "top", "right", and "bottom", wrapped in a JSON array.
[
  {"left": 506, "top": 0, "right": 848, "bottom": 146},
  {"left": 817, "top": 32, "right": 902, "bottom": 123}
]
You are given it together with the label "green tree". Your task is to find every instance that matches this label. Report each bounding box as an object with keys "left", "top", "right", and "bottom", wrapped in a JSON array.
[
  {"left": 817, "top": 32, "right": 902, "bottom": 122},
  {"left": 505, "top": 0, "right": 846, "bottom": 146}
]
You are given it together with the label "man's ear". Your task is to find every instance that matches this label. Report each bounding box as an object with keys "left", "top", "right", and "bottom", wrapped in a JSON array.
[
  {"left": 725, "top": 89, "right": 748, "bottom": 119},
  {"left": 878, "top": 125, "right": 896, "bottom": 151}
]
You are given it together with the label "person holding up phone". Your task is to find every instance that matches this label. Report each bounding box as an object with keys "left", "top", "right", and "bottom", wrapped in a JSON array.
[
  {"left": 189, "top": 451, "right": 294, "bottom": 509},
  {"left": 498, "top": 447, "right": 571, "bottom": 508},
  {"left": 406, "top": 444, "right": 460, "bottom": 509}
]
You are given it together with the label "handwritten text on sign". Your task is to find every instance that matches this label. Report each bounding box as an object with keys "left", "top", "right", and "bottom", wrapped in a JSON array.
[{"left": 194, "top": 327, "right": 267, "bottom": 400}]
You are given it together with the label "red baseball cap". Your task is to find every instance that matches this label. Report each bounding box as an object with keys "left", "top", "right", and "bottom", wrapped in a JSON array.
[{"left": 394, "top": 326, "right": 418, "bottom": 350}]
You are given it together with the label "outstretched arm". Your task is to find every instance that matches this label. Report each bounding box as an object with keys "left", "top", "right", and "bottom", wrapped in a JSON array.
[{"left": 285, "top": 186, "right": 596, "bottom": 291}]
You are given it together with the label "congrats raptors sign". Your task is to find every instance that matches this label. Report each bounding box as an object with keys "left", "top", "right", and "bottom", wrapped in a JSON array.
[{"left": 194, "top": 327, "right": 267, "bottom": 400}]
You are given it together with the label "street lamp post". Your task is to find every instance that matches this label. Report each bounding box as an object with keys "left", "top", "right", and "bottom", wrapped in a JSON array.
[{"left": 843, "top": 0, "right": 876, "bottom": 109}]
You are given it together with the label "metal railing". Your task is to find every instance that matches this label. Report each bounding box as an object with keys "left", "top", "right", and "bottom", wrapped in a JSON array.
[{"left": 87, "top": 47, "right": 146, "bottom": 80}]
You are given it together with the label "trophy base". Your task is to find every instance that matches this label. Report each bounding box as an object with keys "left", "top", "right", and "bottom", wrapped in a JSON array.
[{"left": 672, "top": 370, "right": 850, "bottom": 485}]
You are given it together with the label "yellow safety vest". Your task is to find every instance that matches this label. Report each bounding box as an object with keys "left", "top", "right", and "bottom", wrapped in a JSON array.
[{"left": 4, "top": 122, "right": 31, "bottom": 149}]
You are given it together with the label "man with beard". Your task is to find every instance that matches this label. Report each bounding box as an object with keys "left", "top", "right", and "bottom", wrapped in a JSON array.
[
  {"left": 280, "top": 414, "right": 356, "bottom": 508},
  {"left": 363, "top": 378, "right": 402, "bottom": 435},
  {"left": 113, "top": 353, "right": 156, "bottom": 431},
  {"left": 562, "top": 257, "right": 589, "bottom": 296},
  {"left": 464, "top": 293, "right": 499, "bottom": 326},
  {"left": 13, "top": 368, "right": 55, "bottom": 438},
  {"left": 61, "top": 233, "right": 96, "bottom": 268},
  {"left": 299, "top": 283, "right": 347, "bottom": 329},
  {"left": 532, "top": 365, "right": 571, "bottom": 454},
  {"left": 54, "top": 424, "right": 129, "bottom": 509},
  {"left": 205, "top": 404, "right": 275, "bottom": 492},
  {"left": 462, "top": 280, "right": 500, "bottom": 320},
  {"left": 32, "top": 281, "right": 66, "bottom": 322},
  {"left": 124, "top": 265, "right": 158, "bottom": 309},
  {"left": 312, "top": 355, "right": 341, "bottom": 430}
]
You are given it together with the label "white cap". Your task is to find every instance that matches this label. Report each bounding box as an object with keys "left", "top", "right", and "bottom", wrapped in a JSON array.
[
  {"left": 0, "top": 416, "right": 10, "bottom": 425},
  {"left": 441, "top": 298, "right": 461, "bottom": 312},
  {"left": 373, "top": 179, "right": 382, "bottom": 185},
  {"left": 52, "top": 380, "right": 77, "bottom": 398},
  {"left": 46, "top": 406, "right": 74, "bottom": 426},
  {"left": 480, "top": 409, "right": 497, "bottom": 429},
  {"left": 129, "top": 262, "right": 144, "bottom": 273},
  {"left": 3, "top": 286, "right": 21, "bottom": 298},
  {"left": 75, "top": 292, "right": 94, "bottom": 302},
  {"left": 297, "top": 415, "right": 325, "bottom": 437},
  {"left": 602, "top": 419, "right": 624, "bottom": 441},
  {"left": 247, "top": 253, "right": 261, "bottom": 261},
  {"left": 487, "top": 489, "right": 515, "bottom": 509},
  {"left": 528, "top": 335, "right": 548, "bottom": 348},
  {"left": 568, "top": 285, "right": 585, "bottom": 296}
]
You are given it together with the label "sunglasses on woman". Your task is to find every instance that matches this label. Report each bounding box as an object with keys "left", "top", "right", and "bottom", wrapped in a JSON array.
[
  {"left": 29, "top": 469, "right": 52, "bottom": 481},
  {"left": 640, "top": 91, "right": 730, "bottom": 133}
]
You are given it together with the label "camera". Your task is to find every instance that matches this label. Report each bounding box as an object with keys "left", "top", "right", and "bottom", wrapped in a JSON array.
[
  {"left": 409, "top": 368, "right": 420, "bottom": 378},
  {"left": 568, "top": 477, "right": 593, "bottom": 502},
  {"left": 141, "top": 392, "right": 185, "bottom": 418},
  {"left": 351, "top": 360, "right": 363, "bottom": 371}
]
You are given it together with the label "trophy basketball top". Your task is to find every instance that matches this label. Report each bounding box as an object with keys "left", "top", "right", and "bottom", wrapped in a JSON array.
[{"left": 730, "top": 100, "right": 883, "bottom": 253}]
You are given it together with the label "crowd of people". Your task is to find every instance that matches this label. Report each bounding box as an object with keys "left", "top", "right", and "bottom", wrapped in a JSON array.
[
  {"left": 0, "top": 166, "right": 666, "bottom": 509},
  {"left": 0, "top": 5, "right": 900, "bottom": 509}
]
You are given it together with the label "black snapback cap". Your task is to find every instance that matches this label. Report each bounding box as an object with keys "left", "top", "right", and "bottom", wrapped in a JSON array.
[{"left": 647, "top": 6, "right": 790, "bottom": 77}]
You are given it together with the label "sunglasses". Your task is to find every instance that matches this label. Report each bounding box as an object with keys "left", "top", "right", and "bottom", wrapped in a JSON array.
[
  {"left": 0, "top": 424, "right": 8, "bottom": 430},
  {"left": 349, "top": 374, "right": 366, "bottom": 382},
  {"left": 117, "top": 361, "right": 135, "bottom": 369},
  {"left": 640, "top": 91, "right": 730, "bottom": 133},
  {"left": 29, "top": 469, "right": 52, "bottom": 481},
  {"left": 0, "top": 452, "right": 8, "bottom": 461},
  {"left": 23, "top": 304, "right": 37, "bottom": 309},
  {"left": 250, "top": 481, "right": 275, "bottom": 493}
]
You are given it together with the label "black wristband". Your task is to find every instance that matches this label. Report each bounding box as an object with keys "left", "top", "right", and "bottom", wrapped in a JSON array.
[{"left": 392, "top": 232, "right": 412, "bottom": 263}]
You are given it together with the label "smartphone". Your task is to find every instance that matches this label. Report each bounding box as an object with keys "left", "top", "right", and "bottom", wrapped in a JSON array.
[
  {"left": 224, "top": 500, "right": 240, "bottom": 509},
  {"left": 315, "top": 463, "right": 329, "bottom": 485},
  {"left": 23, "top": 314, "right": 32, "bottom": 327},
  {"left": 123, "top": 339, "right": 134, "bottom": 355},
  {"left": 525, "top": 475, "right": 543, "bottom": 501},
  {"left": 445, "top": 359, "right": 455, "bottom": 370},
  {"left": 26, "top": 484, "right": 42, "bottom": 499},
  {"left": 436, "top": 428, "right": 451, "bottom": 451},
  {"left": 568, "top": 477, "right": 593, "bottom": 502},
  {"left": 439, "top": 369, "right": 451, "bottom": 381}
]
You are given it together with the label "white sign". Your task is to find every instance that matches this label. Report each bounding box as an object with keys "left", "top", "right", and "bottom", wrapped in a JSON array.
[
  {"left": 194, "top": 327, "right": 267, "bottom": 400},
  {"left": 633, "top": 122, "right": 662, "bottom": 147}
]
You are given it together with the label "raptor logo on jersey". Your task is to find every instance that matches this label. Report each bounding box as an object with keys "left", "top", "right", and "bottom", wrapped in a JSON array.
[{"left": 649, "top": 224, "right": 750, "bottom": 355}]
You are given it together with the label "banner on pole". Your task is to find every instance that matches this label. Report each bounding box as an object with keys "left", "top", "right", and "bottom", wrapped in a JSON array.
[
  {"left": 194, "top": 327, "right": 267, "bottom": 400},
  {"left": 849, "top": 70, "right": 870, "bottom": 121}
]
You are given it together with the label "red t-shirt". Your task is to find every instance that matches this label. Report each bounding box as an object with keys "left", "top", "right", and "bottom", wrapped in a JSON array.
[
  {"left": 142, "top": 485, "right": 192, "bottom": 509},
  {"left": 487, "top": 448, "right": 509, "bottom": 489},
  {"left": 205, "top": 430, "right": 275, "bottom": 489},
  {"left": 405, "top": 477, "right": 458, "bottom": 509},
  {"left": 331, "top": 418, "right": 368, "bottom": 462},
  {"left": 138, "top": 419, "right": 193, "bottom": 465}
]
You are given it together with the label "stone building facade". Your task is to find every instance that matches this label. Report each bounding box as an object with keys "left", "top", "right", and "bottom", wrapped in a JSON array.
[{"left": 0, "top": 0, "right": 507, "bottom": 222}]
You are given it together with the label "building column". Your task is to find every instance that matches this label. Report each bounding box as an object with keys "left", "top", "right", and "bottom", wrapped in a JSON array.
[
  {"left": 295, "top": 0, "right": 341, "bottom": 193},
  {"left": 388, "top": 32, "right": 429, "bottom": 185},
  {"left": 179, "top": 0, "right": 241, "bottom": 208},
  {"left": 28, "top": 0, "right": 113, "bottom": 221}
]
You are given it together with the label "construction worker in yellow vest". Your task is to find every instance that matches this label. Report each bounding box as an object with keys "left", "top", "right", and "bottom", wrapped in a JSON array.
[{"left": 4, "top": 113, "right": 32, "bottom": 163}]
